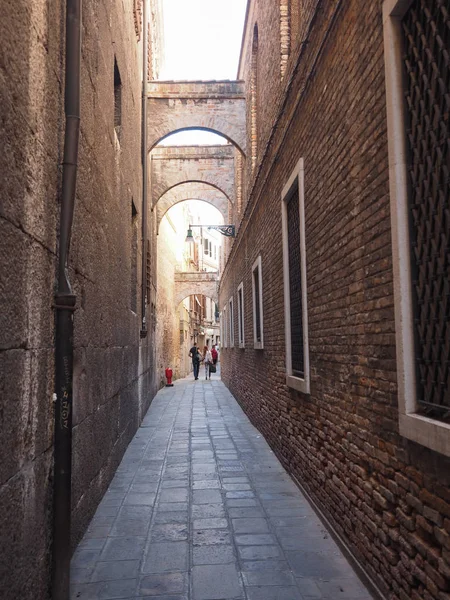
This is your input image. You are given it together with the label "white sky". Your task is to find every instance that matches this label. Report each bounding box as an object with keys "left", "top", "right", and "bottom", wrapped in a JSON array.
[
  {"left": 158, "top": 130, "right": 228, "bottom": 146},
  {"left": 159, "top": 0, "right": 248, "bottom": 81},
  {"left": 159, "top": 1, "right": 244, "bottom": 228}
]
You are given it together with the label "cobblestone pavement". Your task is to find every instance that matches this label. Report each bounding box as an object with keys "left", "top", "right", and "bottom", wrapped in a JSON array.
[{"left": 71, "top": 371, "right": 374, "bottom": 600}]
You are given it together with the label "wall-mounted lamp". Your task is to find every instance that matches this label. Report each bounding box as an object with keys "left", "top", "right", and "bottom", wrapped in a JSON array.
[{"left": 185, "top": 224, "right": 235, "bottom": 243}]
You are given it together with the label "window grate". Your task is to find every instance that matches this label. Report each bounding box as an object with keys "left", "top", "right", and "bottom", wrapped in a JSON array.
[
  {"left": 402, "top": 0, "right": 450, "bottom": 418},
  {"left": 287, "top": 182, "right": 304, "bottom": 378},
  {"left": 229, "top": 299, "right": 234, "bottom": 346},
  {"left": 238, "top": 287, "right": 244, "bottom": 344}
]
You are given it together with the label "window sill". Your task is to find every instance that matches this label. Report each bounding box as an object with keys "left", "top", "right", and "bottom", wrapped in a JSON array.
[
  {"left": 254, "top": 341, "right": 264, "bottom": 350},
  {"left": 399, "top": 412, "right": 450, "bottom": 458},
  {"left": 286, "top": 374, "right": 310, "bottom": 395}
]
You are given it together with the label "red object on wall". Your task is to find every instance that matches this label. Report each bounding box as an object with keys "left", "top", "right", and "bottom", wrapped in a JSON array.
[{"left": 165, "top": 368, "right": 174, "bottom": 387}]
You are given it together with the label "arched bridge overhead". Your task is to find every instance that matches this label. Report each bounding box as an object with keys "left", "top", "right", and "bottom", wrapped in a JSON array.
[
  {"left": 151, "top": 145, "right": 235, "bottom": 206},
  {"left": 174, "top": 271, "right": 219, "bottom": 306},
  {"left": 157, "top": 183, "right": 228, "bottom": 231},
  {"left": 147, "top": 81, "right": 246, "bottom": 155}
]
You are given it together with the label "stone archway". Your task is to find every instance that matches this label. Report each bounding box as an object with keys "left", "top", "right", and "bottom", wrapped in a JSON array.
[
  {"left": 147, "top": 81, "right": 246, "bottom": 155},
  {"left": 151, "top": 145, "right": 235, "bottom": 206},
  {"left": 174, "top": 271, "right": 219, "bottom": 307},
  {"left": 156, "top": 183, "right": 228, "bottom": 232}
]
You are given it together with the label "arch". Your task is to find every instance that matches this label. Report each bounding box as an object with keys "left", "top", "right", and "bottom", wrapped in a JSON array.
[
  {"left": 174, "top": 271, "right": 219, "bottom": 307},
  {"left": 156, "top": 182, "right": 227, "bottom": 232},
  {"left": 176, "top": 293, "right": 218, "bottom": 308},
  {"left": 147, "top": 81, "right": 247, "bottom": 155},
  {"left": 150, "top": 145, "right": 235, "bottom": 206}
]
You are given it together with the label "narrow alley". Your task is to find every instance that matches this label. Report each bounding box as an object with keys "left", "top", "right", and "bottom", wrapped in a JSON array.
[
  {"left": 2, "top": 0, "right": 449, "bottom": 599},
  {"left": 71, "top": 372, "right": 373, "bottom": 600}
]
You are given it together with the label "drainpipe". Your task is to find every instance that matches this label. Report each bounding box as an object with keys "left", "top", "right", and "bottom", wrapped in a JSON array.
[
  {"left": 140, "top": 0, "right": 149, "bottom": 338},
  {"left": 52, "top": 0, "right": 81, "bottom": 597}
]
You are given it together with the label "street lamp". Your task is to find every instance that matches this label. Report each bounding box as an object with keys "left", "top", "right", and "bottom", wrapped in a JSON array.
[{"left": 185, "top": 224, "right": 235, "bottom": 242}]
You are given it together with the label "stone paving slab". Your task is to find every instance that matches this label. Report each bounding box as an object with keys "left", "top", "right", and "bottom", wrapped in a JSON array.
[{"left": 71, "top": 372, "right": 374, "bottom": 600}]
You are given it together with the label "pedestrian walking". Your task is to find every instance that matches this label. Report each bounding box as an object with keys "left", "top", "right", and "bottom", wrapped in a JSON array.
[
  {"left": 211, "top": 344, "right": 218, "bottom": 365},
  {"left": 203, "top": 345, "right": 212, "bottom": 380},
  {"left": 189, "top": 342, "right": 201, "bottom": 380}
]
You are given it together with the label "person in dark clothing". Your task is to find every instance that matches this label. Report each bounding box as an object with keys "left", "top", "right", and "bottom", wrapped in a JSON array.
[
  {"left": 189, "top": 342, "right": 200, "bottom": 380},
  {"left": 211, "top": 344, "right": 218, "bottom": 365}
]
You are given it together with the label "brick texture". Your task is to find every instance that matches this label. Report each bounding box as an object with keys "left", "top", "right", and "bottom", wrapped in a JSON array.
[{"left": 220, "top": 2, "right": 450, "bottom": 599}]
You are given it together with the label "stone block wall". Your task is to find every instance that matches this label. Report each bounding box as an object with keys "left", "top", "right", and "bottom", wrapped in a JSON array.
[
  {"left": 146, "top": 81, "right": 246, "bottom": 153},
  {"left": 0, "top": 0, "right": 157, "bottom": 597},
  {"left": 220, "top": 2, "right": 450, "bottom": 599},
  {"left": 0, "top": 0, "right": 63, "bottom": 597},
  {"left": 150, "top": 145, "right": 236, "bottom": 205}
]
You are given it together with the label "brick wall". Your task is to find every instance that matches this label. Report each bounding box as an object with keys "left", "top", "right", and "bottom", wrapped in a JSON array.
[{"left": 220, "top": 2, "right": 450, "bottom": 599}]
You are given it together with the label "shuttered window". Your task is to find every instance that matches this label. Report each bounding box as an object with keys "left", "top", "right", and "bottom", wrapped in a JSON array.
[{"left": 402, "top": 0, "right": 449, "bottom": 419}]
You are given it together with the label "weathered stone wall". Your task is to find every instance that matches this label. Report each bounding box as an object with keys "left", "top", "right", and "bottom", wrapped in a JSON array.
[
  {"left": 0, "top": 0, "right": 63, "bottom": 596},
  {"left": 69, "top": 0, "right": 156, "bottom": 552},
  {"left": 146, "top": 81, "right": 246, "bottom": 152},
  {"left": 220, "top": 2, "right": 450, "bottom": 599},
  {"left": 0, "top": 0, "right": 158, "bottom": 597}
]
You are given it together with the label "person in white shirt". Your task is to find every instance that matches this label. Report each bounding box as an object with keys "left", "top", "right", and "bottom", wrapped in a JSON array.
[{"left": 203, "top": 345, "right": 213, "bottom": 380}]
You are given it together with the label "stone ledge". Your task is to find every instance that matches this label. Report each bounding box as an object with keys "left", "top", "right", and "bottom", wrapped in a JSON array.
[{"left": 148, "top": 80, "right": 245, "bottom": 98}]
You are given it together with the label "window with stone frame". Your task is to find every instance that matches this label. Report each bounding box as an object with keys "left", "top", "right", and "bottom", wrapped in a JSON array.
[
  {"left": 237, "top": 282, "right": 245, "bottom": 348},
  {"left": 223, "top": 305, "right": 228, "bottom": 348},
  {"left": 229, "top": 296, "right": 234, "bottom": 348},
  {"left": 383, "top": 0, "right": 450, "bottom": 456},
  {"left": 281, "top": 157, "right": 310, "bottom": 394},
  {"left": 252, "top": 256, "right": 264, "bottom": 349}
]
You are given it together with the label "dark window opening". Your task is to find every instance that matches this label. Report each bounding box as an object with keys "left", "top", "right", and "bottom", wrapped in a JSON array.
[
  {"left": 287, "top": 180, "right": 304, "bottom": 378},
  {"left": 114, "top": 58, "right": 122, "bottom": 140},
  {"left": 215, "top": 302, "right": 219, "bottom": 322},
  {"left": 130, "top": 199, "right": 138, "bottom": 313},
  {"left": 146, "top": 240, "right": 151, "bottom": 305},
  {"left": 402, "top": 1, "right": 450, "bottom": 419},
  {"left": 229, "top": 299, "right": 234, "bottom": 345}
]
